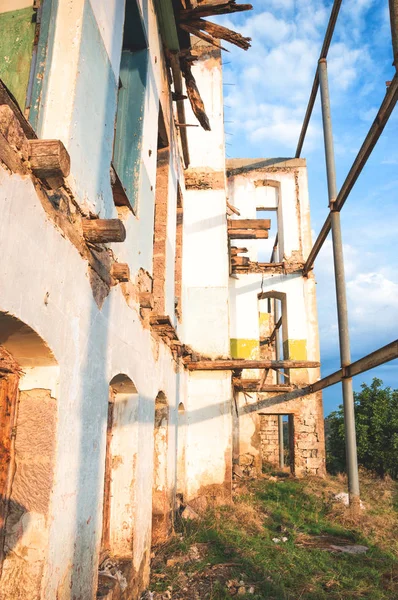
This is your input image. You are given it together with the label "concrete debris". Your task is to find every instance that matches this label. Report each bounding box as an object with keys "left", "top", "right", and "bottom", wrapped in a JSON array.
[
  {"left": 233, "top": 464, "right": 244, "bottom": 478},
  {"left": 335, "top": 492, "right": 365, "bottom": 509},
  {"left": 181, "top": 505, "right": 199, "bottom": 520},
  {"left": 330, "top": 544, "right": 368, "bottom": 555},
  {"left": 98, "top": 558, "right": 128, "bottom": 591}
]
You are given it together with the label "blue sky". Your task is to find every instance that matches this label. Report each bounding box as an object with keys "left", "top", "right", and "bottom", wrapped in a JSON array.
[{"left": 217, "top": 0, "right": 397, "bottom": 414}]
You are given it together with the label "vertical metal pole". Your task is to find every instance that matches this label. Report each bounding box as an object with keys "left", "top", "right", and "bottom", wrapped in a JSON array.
[
  {"left": 389, "top": 0, "right": 398, "bottom": 71},
  {"left": 274, "top": 271, "right": 284, "bottom": 468},
  {"left": 318, "top": 59, "right": 360, "bottom": 510}
]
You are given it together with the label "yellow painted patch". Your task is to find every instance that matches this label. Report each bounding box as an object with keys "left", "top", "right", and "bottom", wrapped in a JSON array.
[
  {"left": 259, "top": 312, "right": 270, "bottom": 327},
  {"left": 230, "top": 338, "right": 259, "bottom": 359},
  {"left": 283, "top": 339, "right": 307, "bottom": 360}
]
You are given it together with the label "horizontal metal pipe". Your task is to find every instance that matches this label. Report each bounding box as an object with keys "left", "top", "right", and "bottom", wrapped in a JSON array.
[
  {"left": 310, "top": 339, "right": 398, "bottom": 393},
  {"left": 295, "top": 0, "right": 342, "bottom": 157},
  {"left": 303, "top": 74, "right": 398, "bottom": 274}
]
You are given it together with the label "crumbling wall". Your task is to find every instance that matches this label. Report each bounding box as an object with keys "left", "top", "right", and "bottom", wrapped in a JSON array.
[
  {"left": 259, "top": 415, "right": 279, "bottom": 467},
  {"left": 0, "top": 389, "right": 56, "bottom": 600}
]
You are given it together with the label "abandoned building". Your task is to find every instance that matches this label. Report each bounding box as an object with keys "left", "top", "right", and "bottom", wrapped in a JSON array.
[{"left": 0, "top": 1, "right": 325, "bottom": 598}]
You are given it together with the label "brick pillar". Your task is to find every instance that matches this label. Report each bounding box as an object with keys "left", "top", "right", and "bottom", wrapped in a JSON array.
[{"left": 153, "top": 147, "right": 170, "bottom": 314}]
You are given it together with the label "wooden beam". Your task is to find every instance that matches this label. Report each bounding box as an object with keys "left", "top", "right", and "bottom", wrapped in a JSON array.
[
  {"left": 82, "top": 219, "right": 126, "bottom": 244},
  {"left": 180, "top": 57, "right": 211, "bottom": 131},
  {"left": 28, "top": 140, "right": 71, "bottom": 186},
  {"left": 228, "top": 229, "right": 269, "bottom": 239},
  {"left": 231, "top": 256, "right": 250, "bottom": 266},
  {"left": 188, "top": 18, "right": 251, "bottom": 50},
  {"left": 111, "top": 263, "right": 130, "bottom": 283},
  {"left": 179, "top": 2, "right": 252, "bottom": 20},
  {"left": 140, "top": 292, "right": 154, "bottom": 309},
  {"left": 233, "top": 379, "right": 294, "bottom": 392},
  {"left": 226, "top": 201, "right": 240, "bottom": 216},
  {"left": 185, "top": 359, "right": 320, "bottom": 371},
  {"left": 230, "top": 246, "right": 248, "bottom": 255},
  {"left": 228, "top": 219, "right": 271, "bottom": 230}
]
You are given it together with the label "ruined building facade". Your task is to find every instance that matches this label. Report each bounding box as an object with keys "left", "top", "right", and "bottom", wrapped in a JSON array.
[{"left": 0, "top": 1, "right": 325, "bottom": 598}]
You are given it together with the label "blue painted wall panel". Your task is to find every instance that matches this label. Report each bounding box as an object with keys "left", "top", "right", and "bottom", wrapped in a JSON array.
[
  {"left": 68, "top": 0, "right": 118, "bottom": 216},
  {"left": 113, "top": 49, "right": 148, "bottom": 212}
]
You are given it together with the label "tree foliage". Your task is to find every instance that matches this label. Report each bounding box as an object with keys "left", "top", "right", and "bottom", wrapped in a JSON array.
[{"left": 326, "top": 378, "right": 398, "bottom": 478}]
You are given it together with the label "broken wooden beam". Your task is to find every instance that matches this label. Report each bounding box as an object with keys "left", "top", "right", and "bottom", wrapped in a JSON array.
[
  {"left": 231, "top": 256, "right": 250, "bottom": 266},
  {"left": 179, "top": 2, "right": 252, "bottom": 20},
  {"left": 180, "top": 57, "right": 211, "bottom": 131},
  {"left": 185, "top": 359, "right": 320, "bottom": 371},
  {"left": 28, "top": 139, "right": 70, "bottom": 183},
  {"left": 230, "top": 246, "right": 248, "bottom": 255},
  {"left": 111, "top": 262, "right": 130, "bottom": 283},
  {"left": 82, "top": 219, "right": 126, "bottom": 244},
  {"left": 186, "top": 18, "right": 251, "bottom": 50},
  {"left": 226, "top": 200, "right": 240, "bottom": 216},
  {"left": 232, "top": 379, "right": 294, "bottom": 392},
  {"left": 140, "top": 292, "right": 154, "bottom": 310},
  {"left": 228, "top": 219, "right": 271, "bottom": 230},
  {"left": 228, "top": 229, "right": 269, "bottom": 239}
]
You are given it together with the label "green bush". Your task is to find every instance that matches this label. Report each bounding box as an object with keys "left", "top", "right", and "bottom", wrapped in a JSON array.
[{"left": 326, "top": 378, "right": 398, "bottom": 478}]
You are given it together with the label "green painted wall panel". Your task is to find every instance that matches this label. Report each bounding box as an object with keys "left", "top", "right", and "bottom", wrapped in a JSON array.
[{"left": 0, "top": 7, "right": 35, "bottom": 111}]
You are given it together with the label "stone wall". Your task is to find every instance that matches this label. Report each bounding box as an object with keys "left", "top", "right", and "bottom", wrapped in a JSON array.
[{"left": 259, "top": 415, "right": 279, "bottom": 467}]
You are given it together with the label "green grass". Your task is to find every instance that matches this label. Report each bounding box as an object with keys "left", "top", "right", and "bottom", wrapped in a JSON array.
[{"left": 148, "top": 475, "right": 398, "bottom": 599}]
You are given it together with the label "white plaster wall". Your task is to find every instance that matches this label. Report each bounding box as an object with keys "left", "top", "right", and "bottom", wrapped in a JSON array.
[
  {"left": 109, "top": 391, "right": 139, "bottom": 558},
  {"left": 88, "top": 0, "right": 125, "bottom": 79},
  {"left": 185, "top": 372, "right": 232, "bottom": 502},
  {"left": 0, "top": 167, "right": 180, "bottom": 598},
  {"left": 38, "top": 0, "right": 182, "bottom": 286}
]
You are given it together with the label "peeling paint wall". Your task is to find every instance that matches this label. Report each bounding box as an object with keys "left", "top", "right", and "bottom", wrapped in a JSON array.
[{"left": 181, "top": 42, "right": 233, "bottom": 506}]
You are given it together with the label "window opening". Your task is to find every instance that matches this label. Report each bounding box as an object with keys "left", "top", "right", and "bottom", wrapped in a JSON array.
[
  {"left": 0, "top": 2, "right": 37, "bottom": 114},
  {"left": 111, "top": 0, "right": 148, "bottom": 213}
]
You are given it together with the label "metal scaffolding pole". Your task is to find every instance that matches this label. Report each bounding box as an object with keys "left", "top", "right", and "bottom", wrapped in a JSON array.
[
  {"left": 389, "top": 0, "right": 398, "bottom": 70},
  {"left": 318, "top": 59, "right": 360, "bottom": 509}
]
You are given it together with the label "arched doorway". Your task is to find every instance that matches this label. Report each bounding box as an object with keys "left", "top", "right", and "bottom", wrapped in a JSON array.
[
  {"left": 100, "top": 374, "right": 138, "bottom": 561},
  {"left": 0, "top": 312, "right": 58, "bottom": 598}
]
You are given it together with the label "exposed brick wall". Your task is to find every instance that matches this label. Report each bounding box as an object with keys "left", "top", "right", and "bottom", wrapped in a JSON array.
[
  {"left": 259, "top": 415, "right": 279, "bottom": 466},
  {"left": 174, "top": 188, "right": 183, "bottom": 321},
  {"left": 152, "top": 147, "right": 170, "bottom": 314}
]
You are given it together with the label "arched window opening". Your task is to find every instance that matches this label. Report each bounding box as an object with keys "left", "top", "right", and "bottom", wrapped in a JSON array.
[
  {"left": 151, "top": 392, "right": 171, "bottom": 546},
  {"left": 97, "top": 373, "right": 138, "bottom": 597},
  {"left": 0, "top": 312, "right": 58, "bottom": 599},
  {"left": 100, "top": 374, "right": 138, "bottom": 563}
]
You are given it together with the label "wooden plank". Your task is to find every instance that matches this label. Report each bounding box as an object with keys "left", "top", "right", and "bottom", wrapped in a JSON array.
[
  {"left": 179, "top": 2, "right": 252, "bottom": 19},
  {"left": 228, "top": 229, "right": 269, "bottom": 239},
  {"left": 228, "top": 219, "right": 271, "bottom": 230},
  {"left": 29, "top": 139, "right": 71, "bottom": 180},
  {"left": 82, "top": 219, "right": 126, "bottom": 244},
  {"left": 111, "top": 263, "right": 130, "bottom": 283},
  {"left": 186, "top": 359, "right": 320, "bottom": 371},
  {"left": 231, "top": 256, "right": 250, "bottom": 266},
  {"left": 0, "top": 130, "right": 27, "bottom": 174},
  {"left": 233, "top": 380, "right": 294, "bottom": 392},
  {"left": 180, "top": 57, "right": 211, "bottom": 131},
  {"left": 230, "top": 246, "right": 248, "bottom": 255}
]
